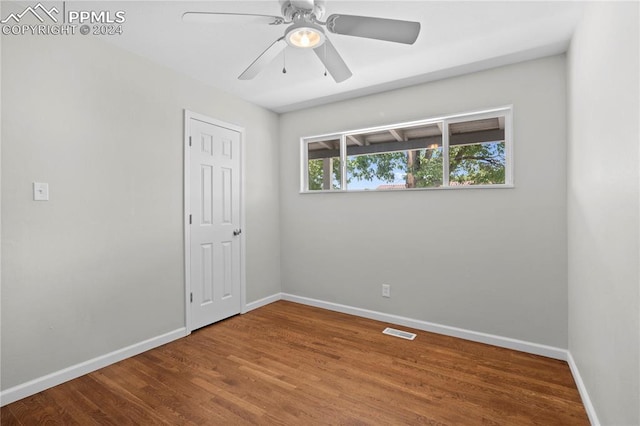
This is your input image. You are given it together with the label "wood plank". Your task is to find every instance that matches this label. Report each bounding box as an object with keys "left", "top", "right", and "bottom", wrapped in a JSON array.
[
  {"left": 0, "top": 405, "right": 22, "bottom": 426},
  {"left": 2, "top": 301, "right": 589, "bottom": 425},
  {"left": 388, "top": 128, "right": 405, "bottom": 141},
  {"left": 346, "top": 134, "right": 365, "bottom": 146},
  {"left": 322, "top": 157, "right": 332, "bottom": 190}
]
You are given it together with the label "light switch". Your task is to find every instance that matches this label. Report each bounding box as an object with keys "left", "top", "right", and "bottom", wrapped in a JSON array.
[{"left": 33, "top": 182, "right": 49, "bottom": 201}]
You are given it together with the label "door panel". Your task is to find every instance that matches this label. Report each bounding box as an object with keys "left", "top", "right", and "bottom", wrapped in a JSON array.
[
  {"left": 190, "top": 117, "right": 242, "bottom": 330},
  {"left": 201, "top": 165, "right": 213, "bottom": 224}
]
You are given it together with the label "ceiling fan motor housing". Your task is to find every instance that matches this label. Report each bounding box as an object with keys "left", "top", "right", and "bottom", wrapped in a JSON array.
[{"left": 281, "top": 0, "right": 325, "bottom": 21}]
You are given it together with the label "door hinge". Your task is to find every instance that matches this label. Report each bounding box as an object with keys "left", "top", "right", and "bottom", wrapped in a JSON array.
[
  {"left": 189, "top": 136, "right": 192, "bottom": 146},
  {"left": 189, "top": 214, "right": 192, "bottom": 224},
  {"left": 190, "top": 292, "right": 193, "bottom": 303}
]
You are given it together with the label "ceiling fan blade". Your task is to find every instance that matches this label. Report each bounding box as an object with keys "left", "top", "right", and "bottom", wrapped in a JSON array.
[
  {"left": 290, "top": 0, "right": 315, "bottom": 10},
  {"left": 326, "top": 14, "right": 420, "bottom": 45},
  {"left": 313, "top": 38, "right": 352, "bottom": 83},
  {"left": 182, "top": 12, "right": 284, "bottom": 25},
  {"left": 238, "top": 37, "right": 287, "bottom": 80}
]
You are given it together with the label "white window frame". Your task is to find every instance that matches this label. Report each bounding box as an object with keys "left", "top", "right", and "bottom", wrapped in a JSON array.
[
  {"left": 300, "top": 106, "right": 513, "bottom": 193},
  {"left": 301, "top": 133, "right": 343, "bottom": 192}
]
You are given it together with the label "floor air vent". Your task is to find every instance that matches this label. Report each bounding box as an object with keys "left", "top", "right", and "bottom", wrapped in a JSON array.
[{"left": 382, "top": 327, "right": 417, "bottom": 340}]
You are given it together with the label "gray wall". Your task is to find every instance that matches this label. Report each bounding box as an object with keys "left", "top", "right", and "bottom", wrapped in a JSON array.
[
  {"left": 279, "top": 56, "right": 568, "bottom": 348},
  {"left": 1, "top": 34, "right": 280, "bottom": 389},
  {"left": 567, "top": 2, "right": 640, "bottom": 425}
]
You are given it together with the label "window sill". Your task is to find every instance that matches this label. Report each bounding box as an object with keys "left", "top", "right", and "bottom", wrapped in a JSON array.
[{"left": 300, "top": 184, "right": 515, "bottom": 194}]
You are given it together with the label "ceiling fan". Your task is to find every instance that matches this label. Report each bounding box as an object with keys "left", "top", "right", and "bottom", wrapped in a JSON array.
[{"left": 183, "top": 0, "right": 421, "bottom": 83}]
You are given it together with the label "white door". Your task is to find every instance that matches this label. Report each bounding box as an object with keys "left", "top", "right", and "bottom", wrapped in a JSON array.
[{"left": 188, "top": 116, "right": 242, "bottom": 330}]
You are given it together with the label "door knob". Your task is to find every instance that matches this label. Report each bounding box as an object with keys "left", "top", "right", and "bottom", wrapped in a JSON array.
[{"left": 233, "top": 229, "right": 242, "bottom": 236}]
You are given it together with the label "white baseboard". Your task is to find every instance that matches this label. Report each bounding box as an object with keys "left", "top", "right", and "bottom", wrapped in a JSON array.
[
  {"left": 281, "top": 293, "right": 568, "bottom": 361},
  {"left": 244, "top": 293, "right": 282, "bottom": 313},
  {"left": 567, "top": 352, "right": 600, "bottom": 426},
  {"left": 0, "top": 327, "right": 188, "bottom": 407}
]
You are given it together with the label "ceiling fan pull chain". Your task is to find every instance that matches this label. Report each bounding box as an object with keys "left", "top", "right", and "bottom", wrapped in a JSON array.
[
  {"left": 323, "top": 43, "right": 327, "bottom": 76},
  {"left": 282, "top": 49, "right": 287, "bottom": 74}
]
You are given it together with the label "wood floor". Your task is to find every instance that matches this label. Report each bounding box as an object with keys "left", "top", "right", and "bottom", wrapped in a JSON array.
[{"left": 2, "top": 301, "right": 589, "bottom": 425}]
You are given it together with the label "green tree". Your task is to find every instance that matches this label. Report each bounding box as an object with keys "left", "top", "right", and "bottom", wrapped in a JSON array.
[
  {"left": 308, "top": 158, "right": 342, "bottom": 190},
  {"left": 308, "top": 141, "right": 505, "bottom": 189},
  {"left": 449, "top": 142, "right": 505, "bottom": 185},
  {"left": 344, "top": 148, "right": 444, "bottom": 188},
  {"left": 308, "top": 159, "right": 324, "bottom": 190},
  {"left": 346, "top": 152, "right": 406, "bottom": 182}
]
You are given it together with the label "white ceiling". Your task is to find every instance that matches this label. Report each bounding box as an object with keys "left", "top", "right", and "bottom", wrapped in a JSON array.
[{"left": 92, "top": 1, "right": 584, "bottom": 113}]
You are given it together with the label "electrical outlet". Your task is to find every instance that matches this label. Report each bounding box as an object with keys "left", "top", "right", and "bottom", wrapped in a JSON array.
[{"left": 382, "top": 284, "right": 391, "bottom": 298}]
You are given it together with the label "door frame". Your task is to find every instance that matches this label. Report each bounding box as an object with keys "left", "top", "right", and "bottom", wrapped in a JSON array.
[{"left": 183, "top": 109, "right": 247, "bottom": 333}]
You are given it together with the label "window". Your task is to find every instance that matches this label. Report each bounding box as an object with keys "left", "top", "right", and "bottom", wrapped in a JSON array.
[
  {"left": 306, "top": 137, "right": 342, "bottom": 190},
  {"left": 302, "top": 107, "right": 512, "bottom": 192}
]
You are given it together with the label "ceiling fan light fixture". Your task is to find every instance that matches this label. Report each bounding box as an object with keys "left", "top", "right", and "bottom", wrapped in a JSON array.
[{"left": 285, "top": 22, "right": 325, "bottom": 48}]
